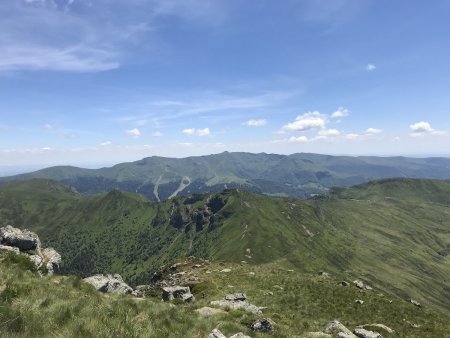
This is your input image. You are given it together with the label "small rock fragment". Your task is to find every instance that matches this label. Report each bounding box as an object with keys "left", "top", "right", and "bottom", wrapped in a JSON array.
[{"left": 251, "top": 318, "right": 275, "bottom": 333}]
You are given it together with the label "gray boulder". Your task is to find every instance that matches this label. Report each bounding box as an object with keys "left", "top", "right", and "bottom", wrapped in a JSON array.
[
  {"left": 353, "top": 280, "right": 364, "bottom": 289},
  {"left": 410, "top": 299, "right": 421, "bottom": 307},
  {"left": 162, "top": 286, "right": 194, "bottom": 302},
  {"left": 325, "top": 320, "right": 357, "bottom": 338},
  {"left": 211, "top": 293, "right": 262, "bottom": 314},
  {"left": 29, "top": 254, "right": 43, "bottom": 269},
  {"left": 251, "top": 318, "right": 275, "bottom": 333},
  {"left": 353, "top": 328, "right": 383, "bottom": 338},
  {"left": 0, "top": 244, "right": 20, "bottom": 253},
  {"left": 41, "top": 248, "right": 61, "bottom": 275},
  {"left": 0, "top": 225, "right": 40, "bottom": 251},
  {"left": 83, "top": 274, "right": 133, "bottom": 294},
  {"left": 356, "top": 324, "right": 393, "bottom": 334},
  {"left": 209, "top": 329, "right": 227, "bottom": 338},
  {"left": 196, "top": 307, "right": 226, "bottom": 317},
  {"left": 225, "top": 293, "right": 247, "bottom": 301}
]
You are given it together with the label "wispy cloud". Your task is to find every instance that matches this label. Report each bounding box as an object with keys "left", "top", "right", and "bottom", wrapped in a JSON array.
[
  {"left": 0, "top": 0, "right": 223, "bottom": 73},
  {"left": 126, "top": 128, "right": 141, "bottom": 138},
  {"left": 366, "top": 63, "right": 376, "bottom": 71},
  {"left": 246, "top": 119, "right": 267, "bottom": 127},
  {"left": 182, "top": 127, "right": 210, "bottom": 136},
  {"left": 331, "top": 107, "right": 350, "bottom": 118}
]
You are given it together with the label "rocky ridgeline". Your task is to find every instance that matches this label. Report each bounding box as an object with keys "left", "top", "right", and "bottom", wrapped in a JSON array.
[{"left": 0, "top": 225, "right": 61, "bottom": 275}]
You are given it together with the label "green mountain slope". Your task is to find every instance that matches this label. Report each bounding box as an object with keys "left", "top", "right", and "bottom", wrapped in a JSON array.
[
  {"left": 1, "top": 179, "right": 450, "bottom": 314},
  {"left": 2, "top": 152, "right": 450, "bottom": 201},
  {"left": 2, "top": 252, "right": 450, "bottom": 338}
]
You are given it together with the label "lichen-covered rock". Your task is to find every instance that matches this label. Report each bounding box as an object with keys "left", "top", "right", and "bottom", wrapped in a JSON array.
[
  {"left": 251, "top": 318, "right": 275, "bottom": 333},
  {"left": 356, "top": 324, "right": 393, "bottom": 334},
  {"left": 0, "top": 244, "right": 19, "bottom": 253},
  {"left": 225, "top": 293, "right": 247, "bottom": 301},
  {"left": 353, "top": 280, "right": 364, "bottom": 289},
  {"left": 410, "top": 299, "right": 421, "bottom": 307},
  {"left": 353, "top": 328, "right": 383, "bottom": 338},
  {"left": 41, "top": 248, "right": 61, "bottom": 275},
  {"left": 162, "top": 286, "right": 194, "bottom": 302},
  {"left": 0, "top": 225, "right": 40, "bottom": 251},
  {"left": 211, "top": 294, "right": 262, "bottom": 314},
  {"left": 29, "top": 254, "right": 43, "bottom": 269},
  {"left": 325, "top": 320, "right": 357, "bottom": 338},
  {"left": 209, "top": 328, "right": 227, "bottom": 338},
  {"left": 83, "top": 274, "right": 133, "bottom": 294}
]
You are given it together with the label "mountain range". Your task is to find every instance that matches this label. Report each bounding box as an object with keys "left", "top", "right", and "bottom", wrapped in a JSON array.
[
  {"left": 2, "top": 152, "right": 450, "bottom": 201},
  {"left": 1, "top": 177, "right": 450, "bottom": 314}
]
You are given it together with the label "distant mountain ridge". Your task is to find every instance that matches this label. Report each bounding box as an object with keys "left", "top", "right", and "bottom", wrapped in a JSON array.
[{"left": 2, "top": 152, "right": 450, "bottom": 201}]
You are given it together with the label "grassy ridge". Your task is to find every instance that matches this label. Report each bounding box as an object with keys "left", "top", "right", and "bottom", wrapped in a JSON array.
[
  {"left": 1, "top": 178, "right": 450, "bottom": 314},
  {"left": 2, "top": 252, "right": 450, "bottom": 337}
]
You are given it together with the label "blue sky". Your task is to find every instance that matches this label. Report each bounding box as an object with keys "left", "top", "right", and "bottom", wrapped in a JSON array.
[{"left": 1, "top": 0, "right": 450, "bottom": 167}]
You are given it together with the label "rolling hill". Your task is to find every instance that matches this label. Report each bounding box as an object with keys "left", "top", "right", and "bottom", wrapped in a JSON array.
[
  {"left": 2, "top": 152, "right": 450, "bottom": 201},
  {"left": 1, "top": 178, "right": 450, "bottom": 314}
]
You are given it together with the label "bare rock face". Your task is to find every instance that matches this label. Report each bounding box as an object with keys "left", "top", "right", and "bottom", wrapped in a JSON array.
[
  {"left": 0, "top": 225, "right": 40, "bottom": 251},
  {"left": 162, "top": 286, "right": 194, "bottom": 302},
  {"left": 83, "top": 274, "right": 133, "bottom": 294}
]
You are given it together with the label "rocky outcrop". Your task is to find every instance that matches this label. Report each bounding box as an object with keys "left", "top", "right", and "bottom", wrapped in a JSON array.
[
  {"left": 325, "top": 320, "right": 357, "bottom": 338},
  {"left": 83, "top": 274, "right": 133, "bottom": 294},
  {"left": 229, "top": 333, "right": 251, "bottom": 338},
  {"left": 211, "top": 293, "right": 262, "bottom": 314},
  {"left": 0, "top": 225, "right": 40, "bottom": 251},
  {"left": 251, "top": 318, "right": 274, "bottom": 333},
  {"left": 353, "top": 328, "right": 382, "bottom": 338},
  {"left": 0, "top": 244, "right": 20, "bottom": 253},
  {"left": 355, "top": 324, "right": 393, "bottom": 334},
  {"left": 0, "top": 225, "right": 61, "bottom": 275},
  {"left": 162, "top": 286, "right": 194, "bottom": 302},
  {"left": 41, "top": 248, "right": 61, "bottom": 275},
  {"left": 353, "top": 280, "right": 364, "bottom": 289}
]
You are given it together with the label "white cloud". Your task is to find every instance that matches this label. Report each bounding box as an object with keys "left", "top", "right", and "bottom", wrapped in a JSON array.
[
  {"left": 182, "top": 127, "right": 210, "bottom": 136},
  {"left": 344, "top": 133, "right": 359, "bottom": 140},
  {"left": 41, "top": 146, "right": 51, "bottom": 150},
  {"left": 366, "top": 128, "right": 382, "bottom": 134},
  {"left": 410, "top": 121, "right": 434, "bottom": 133},
  {"left": 366, "top": 64, "right": 376, "bottom": 71},
  {"left": 151, "top": 131, "right": 163, "bottom": 137},
  {"left": 246, "top": 119, "right": 267, "bottom": 127},
  {"left": 282, "top": 111, "right": 326, "bottom": 132},
  {"left": 331, "top": 107, "right": 350, "bottom": 118},
  {"left": 182, "top": 128, "right": 195, "bottom": 135},
  {"left": 126, "top": 128, "right": 141, "bottom": 138},
  {"left": 289, "top": 136, "right": 308, "bottom": 143},
  {"left": 318, "top": 129, "right": 340, "bottom": 137},
  {"left": 100, "top": 141, "right": 112, "bottom": 146},
  {"left": 197, "top": 128, "right": 210, "bottom": 136}
]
